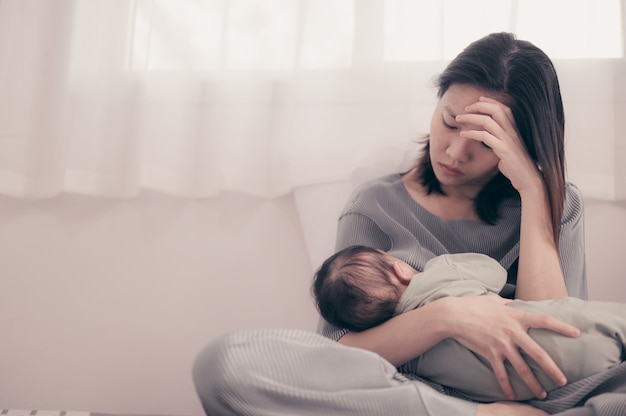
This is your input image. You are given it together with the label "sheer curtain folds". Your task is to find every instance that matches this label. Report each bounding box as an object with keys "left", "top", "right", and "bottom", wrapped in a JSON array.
[{"left": 0, "top": 0, "right": 624, "bottom": 199}]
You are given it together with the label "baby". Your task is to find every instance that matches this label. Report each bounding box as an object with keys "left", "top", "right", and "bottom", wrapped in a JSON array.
[{"left": 312, "top": 245, "right": 626, "bottom": 402}]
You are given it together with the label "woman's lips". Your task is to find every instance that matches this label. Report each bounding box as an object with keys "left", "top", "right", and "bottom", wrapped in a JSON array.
[{"left": 439, "top": 163, "right": 464, "bottom": 177}]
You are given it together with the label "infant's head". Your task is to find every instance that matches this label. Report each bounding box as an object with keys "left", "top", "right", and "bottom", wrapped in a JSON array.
[{"left": 312, "top": 245, "right": 416, "bottom": 332}]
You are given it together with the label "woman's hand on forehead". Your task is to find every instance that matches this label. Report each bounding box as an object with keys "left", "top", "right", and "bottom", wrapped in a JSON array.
[{"left": 456, "top": 97, "right": 542, "bottom": 193}]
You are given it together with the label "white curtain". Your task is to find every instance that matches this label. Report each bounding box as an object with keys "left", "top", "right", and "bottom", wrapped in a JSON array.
[{"left": 0, "top": 0, "right": 624, "bottom": 199}]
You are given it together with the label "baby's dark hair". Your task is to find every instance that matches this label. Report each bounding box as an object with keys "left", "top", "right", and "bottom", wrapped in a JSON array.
[{"left": 312, "top": 245, "right": 401, "bottom": 332}]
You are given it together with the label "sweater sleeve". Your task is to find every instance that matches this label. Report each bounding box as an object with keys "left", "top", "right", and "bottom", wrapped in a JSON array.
[
  {"left": 335, "top": 212, "right": 392, "bottom": 251},
  {"left": 559, "top": 183, "right": 588, "bottom": 299}
]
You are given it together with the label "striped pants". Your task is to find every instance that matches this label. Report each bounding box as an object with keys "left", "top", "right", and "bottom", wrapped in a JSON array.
[{"left": 193, "top": 328, "right": 626, "bottom": 416}]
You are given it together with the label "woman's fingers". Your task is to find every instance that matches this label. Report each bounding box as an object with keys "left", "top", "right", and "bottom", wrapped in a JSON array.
[
  {"left": 516, "top": 337, "right": 566, "bottom": 392},
  {"left": 490, "top": 359, "right": 515, "bottom": 400},
  {"left": 527, "top": 313, "right": 581, "bottom": 339},
  {"left": 519, "top": 313, "right": 580, "bottom": 387},
  {"left": 505, "top": 345, "right": 548, "bottom": 399},
  {"left": 456, "top": 97, "right": 544, "bottom": 192},
  {"left": 456, "top": 97, "right": 521, "bottom": 149},
  {"left": 459, "top": 128, "right": 500, "bottom": 152},
  {"left": 449, "top": 297, "right": 580, "bottom": 401},
  {"left": 487, "top": 334, "right": 548, "bottom": 400},
  {"left": 464, "top": 97, "right": 516, "bottom": 131},
  {"left": 477, "top": 96, "right": 516, "bottom": 126},
  {"left": 457, "top": 116, "right": 505, "bottom": 147}
]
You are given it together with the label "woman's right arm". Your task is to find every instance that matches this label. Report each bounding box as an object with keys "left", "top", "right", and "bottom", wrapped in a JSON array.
[
  {"left": 338, "top": 296, "right": 452, "bottom": 365},
  {"left": 340, "top": 294, "right": 579, "bottom": 400}
]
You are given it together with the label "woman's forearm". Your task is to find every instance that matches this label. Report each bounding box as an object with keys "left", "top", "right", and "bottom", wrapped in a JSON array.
[
  {"left": 516, "top": 181, "right": 567, "bottom": 300},
  {"left": 338, "top": 298, "right": 450, "bottom": 366}
]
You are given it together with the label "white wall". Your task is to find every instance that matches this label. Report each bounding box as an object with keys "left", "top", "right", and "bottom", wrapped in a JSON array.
[
  {"left": 0, "top": 190, "right": 625, "bottom": 416},
  {"left": 0, "top": 191, "right": 319, "bottom": 416},
  {"left": 583, "top": 198, "right": 626, "bottom": 302}
]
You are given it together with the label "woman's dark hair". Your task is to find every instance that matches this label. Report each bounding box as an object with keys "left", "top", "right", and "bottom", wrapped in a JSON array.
[
  {"left": 311, "top": 245, "right": 400, "bottom": 332},
  {"left": 416, "top": 32, "right": 565, "bottom": 243}
]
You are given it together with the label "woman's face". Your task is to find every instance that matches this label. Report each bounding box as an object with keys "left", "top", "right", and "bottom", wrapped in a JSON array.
[{"left": 429, "top": 83, "right": 502, "bottom": 194}]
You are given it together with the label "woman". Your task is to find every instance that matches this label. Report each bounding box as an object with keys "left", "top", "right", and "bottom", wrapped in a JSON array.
[
  {"left": 328, "top": 31, "right": 586, "bottom": 401},
  {"left": 193, "top": 33, "right": 625, "bottom": 416}
]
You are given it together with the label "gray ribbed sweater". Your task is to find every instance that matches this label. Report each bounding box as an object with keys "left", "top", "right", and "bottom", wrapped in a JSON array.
[{"left": 320, "top": 173, "right": 588, "bottom": 340}]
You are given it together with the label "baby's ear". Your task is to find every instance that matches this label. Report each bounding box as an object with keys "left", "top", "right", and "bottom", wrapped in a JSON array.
[{"left": 392, "top": 261, "right": 413, "bottom": 286}]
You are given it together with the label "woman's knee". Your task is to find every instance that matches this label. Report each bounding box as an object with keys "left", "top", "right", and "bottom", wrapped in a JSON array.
[
  {"left": 192, "top": 330, "right": 267, "bottom": 415},
  {"left": 192, "top": 329, "right": 325, "bottom": 405},
  {"left": 193, "top": 330, "right": 259, "bottom": 392}
]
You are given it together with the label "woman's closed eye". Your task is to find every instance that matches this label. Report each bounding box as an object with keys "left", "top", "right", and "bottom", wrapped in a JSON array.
[{"left": 442, "top": 117, "right": 458, "bottom": 130}]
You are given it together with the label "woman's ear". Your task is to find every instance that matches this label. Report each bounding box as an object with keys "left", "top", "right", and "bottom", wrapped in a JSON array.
[{"left": 392, "top": 261, "right": 413, "bottom": 286}]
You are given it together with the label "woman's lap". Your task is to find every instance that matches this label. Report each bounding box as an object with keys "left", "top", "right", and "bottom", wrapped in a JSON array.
[
  {"left": 539, "top": 362, "right": 626, "bottom": 415},
  {"left": 192, "top": 327, "right": 626, "bottom": 416},
  {"left": 192, "top": 328, "right": 477, "bottom": 416}
]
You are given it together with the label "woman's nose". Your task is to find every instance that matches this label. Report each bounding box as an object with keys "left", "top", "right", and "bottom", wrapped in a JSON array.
[{"left": 446, "top": 138, "right": 472, "bottom": 164}]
